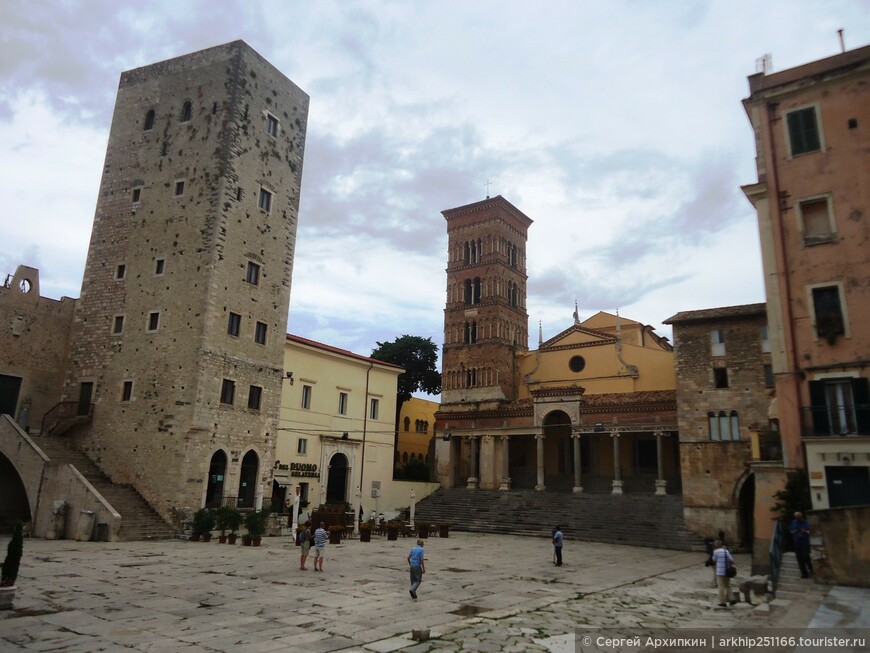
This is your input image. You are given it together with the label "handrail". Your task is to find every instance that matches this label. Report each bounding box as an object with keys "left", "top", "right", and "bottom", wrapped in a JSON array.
[
  {"left": 769, "top": 519, "right": 784, "bottom": 592},
  {"left": 40, "top": 402, "right": 95, "bottom": 435}
]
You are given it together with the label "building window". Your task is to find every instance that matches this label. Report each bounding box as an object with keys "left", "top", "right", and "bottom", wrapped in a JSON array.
[
  {"left": 464, "top": 277, "right": 481, "bottom": 305},
  {"left": 808, "top": 378, "right": 870, "bottom": 436},
  {"left": 227, "top": 312, "right": 241, "bottom": 337},
  {"left": 301, "top": 384, "right": 312, "bottom": 409},
  {"left": 710, "top": 329, "right": 725, "bottom": 357},
  {"left": 246, "top": 261, "right": 260, "bottom": 285},
  {"left": 181, "top": 101, "right": 192, "bottom": 123},
  {"left": 248, "top": 385, "right": 262, "bottom": 410},
  {"left": 266, "top": 113, "right": 279, "bottom": 137},
  {"left": 760, "top": 325, "right": 771, "bottom": 353},
  {"left": 798, "top": 196, "right": 835, "bottom": 245},
  {"left": 155, "top": 259, "right": 165, "bottom": 275},
  {"left": 112, "top": 315, "right": 125, "bottom": 335},
  {"left": 709, "top": 411, "right": 739, "bottom": 441},
  {"left": 338, "top": 392, "right": 348, "bottom": 415},
  {"left": 763, "top": 364, "right": 774, "bottom": 388},
  {"left": 713, "top": 367, "right": 729, "bottom": 389},
  {"left": 147, "top": 311, "right": 160, "bottom": 332},
  {"left": 370, "top": 398, "right": 379, "bottom": 420},
  {"left": 174, "top": 180, "right": 185, "bottom": 197},
  {"left": 811, "top": 284, "right": 846, "bottom": 343},
  {"left": 122, "top": 381, "right": 133, "bottom": 402},
  {"left": 254, "top": 321, "right": 267, "bottom": 345},
  {"left": 115, "top": 264, "right": 126, "bottom": 280},
  {"left": 464, "top": 321, "right": 478, "bottom": 344},
  {"left": 786, "top": 106, "right": 821, "bottom": 156},
  {"left": 258, "top": 188, "right": 272, "bottom": 212},
  {"left": 403, "top": 416, "right": 410, "bottom": 431},
  {"left": 131, "top": 187, "right": 142, "bottom": 204},
  {"left": 220, "top": 379, "right": 235, "bottom": 405},
  {"left": 297, "top": 438, "right": 307, "bottom": 455},
  {"left": 144, "top": 109, "right": 155, "bottom": 131}
]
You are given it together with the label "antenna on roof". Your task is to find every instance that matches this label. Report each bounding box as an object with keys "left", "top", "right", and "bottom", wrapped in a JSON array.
[
  {"left": 838, "top": 28, "right": 845, "bottom": 53},
  {"left": 755, "top": 54, "right": 772, "bottom": 74}
]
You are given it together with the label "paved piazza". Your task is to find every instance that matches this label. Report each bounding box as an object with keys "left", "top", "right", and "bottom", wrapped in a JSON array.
[{"left": 0, "top": 532, "right": 864, "bottom": 652}]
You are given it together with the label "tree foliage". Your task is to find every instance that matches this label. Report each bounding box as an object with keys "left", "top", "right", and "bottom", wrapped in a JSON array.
[
  {"left": 771, "top": 468, "right": 812, "bottom": 522},
  {"left": 371, "top": 335, "right": 441, "bottom": 403}
]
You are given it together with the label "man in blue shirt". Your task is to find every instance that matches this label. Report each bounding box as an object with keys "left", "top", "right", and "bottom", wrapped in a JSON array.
[
  {"left": 553, "top": 526, "right": 563, "bottom": 567},
  {"left": 407, "top": 539, "right": 426, "bottom": 599},
  {"left": 789, "top": 511, "right": 813, "bottom": 578}
]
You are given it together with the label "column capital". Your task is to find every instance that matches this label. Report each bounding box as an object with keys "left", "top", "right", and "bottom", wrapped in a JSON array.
[
  {"left": 609, "top": 429, "right": 620, "bottom": 438},
  {"left": 534, "top": 433, "right": 546, "bottom": 441}
]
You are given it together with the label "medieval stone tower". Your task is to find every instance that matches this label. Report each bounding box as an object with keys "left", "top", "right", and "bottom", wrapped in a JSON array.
[
  {"left": 62, "top": 41, "right": 308, "bottom": 525},
  {"left": 441, "top": 196, "right": 532, "bottom": 405}
]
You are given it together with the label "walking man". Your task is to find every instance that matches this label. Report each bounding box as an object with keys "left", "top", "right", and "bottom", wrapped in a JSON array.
[
  {"left": 312, "top": 522, "right": 328, "bottom": 572},
  {"left": 711, "top": 539, "right": 737, "bottom": 607},
  {"left": 553, "top": 525, "right": 563, "bottom": 567},
  {"left": 790, "top": 511, "right": 813, "bottom": 578},
  {"left": 408, "top": 538, "right": 426, "bottom": 599}
]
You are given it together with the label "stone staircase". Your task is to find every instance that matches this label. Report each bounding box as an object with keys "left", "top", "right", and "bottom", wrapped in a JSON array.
[
  {"left": 415, "top": 488, "right": 706, "bottom": 551},
  {"left": 29, "top": 435, "right": 176, "bottom": 541},
  {"left": 775, "top": 553, "right": 824, "bottom": 600}
]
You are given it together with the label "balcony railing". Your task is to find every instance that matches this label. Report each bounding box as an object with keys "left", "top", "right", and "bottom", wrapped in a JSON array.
[{"left": 801, "top": 404, "right": 870, "bottom": 437}]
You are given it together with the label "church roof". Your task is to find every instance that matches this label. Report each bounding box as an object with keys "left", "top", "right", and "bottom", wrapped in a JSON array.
[{"left": 663, "top": 303, "right": 766, "bottom": 324}]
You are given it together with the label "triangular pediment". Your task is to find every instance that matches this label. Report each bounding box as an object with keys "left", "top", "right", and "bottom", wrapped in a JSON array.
[{"left": 540, "top": 323, "right": 616, "bottom": 351}]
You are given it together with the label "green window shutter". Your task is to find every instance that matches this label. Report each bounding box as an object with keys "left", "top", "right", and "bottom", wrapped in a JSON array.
[{"left": 787, "top": 108, "right": 820, "bottom": 155}]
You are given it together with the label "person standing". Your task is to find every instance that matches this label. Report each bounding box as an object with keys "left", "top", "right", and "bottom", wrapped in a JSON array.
[
  {"left": 407, "top": 538, "right": 426, "bottom": 599},
  {"left": 299, "top": 521, "right": 312, "bottom": 570},
  {"left": 312, "top": 521, "right": 328, "bottom": 572},
  {"left": 711, "top": 539, "right": 737, "bottom": 607},
  {"left": 790, "top": 511, "right": 813, "bottom": 578},
  {"left": 552, "top": 525, "right": 563, "bottom": 567}
]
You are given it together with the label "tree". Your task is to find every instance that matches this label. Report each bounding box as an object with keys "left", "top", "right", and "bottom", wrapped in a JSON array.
[
  {"left": 371, "top": 335, "right": 441, "bottom": 403},
  {"left": 371, "top": 335, "right": 441, "bottom": 466}
]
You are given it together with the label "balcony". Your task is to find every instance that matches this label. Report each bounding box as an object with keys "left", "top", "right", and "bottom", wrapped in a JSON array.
[
  {"left": 752, "top": 429, "right": 783, "bottom": 461},
  {"left": 801, "top": 404, "right": 870, "bottom": 437}
]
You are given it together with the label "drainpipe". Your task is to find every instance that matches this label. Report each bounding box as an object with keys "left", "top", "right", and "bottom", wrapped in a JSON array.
[
  {"left": 766, "top": 101, "right": 804, "bottom": 469},
  {"left": 357, "top": 361, "right": 374, "bottom": 525}
]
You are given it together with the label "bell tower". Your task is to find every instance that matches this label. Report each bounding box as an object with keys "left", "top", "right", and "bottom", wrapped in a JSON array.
[{"left": 441, "top": 196, "right": 532, "bottom": 405}]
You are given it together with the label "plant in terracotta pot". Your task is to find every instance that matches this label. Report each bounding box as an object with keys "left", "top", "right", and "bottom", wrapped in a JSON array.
[
  {"left": 416, "top": 522, "right": 431, "bottom": 539},
  {"left": 0, "top": 521, "right": 23, "bottom": 610},
  {"left": 386, "top": 520, "right": 401, "bottom": 541},
  {"left": 328, "top": 524, "right": 343, "bottom": 544},
  {"left": 243, "top": 509, "right": 268, "bottom": 546},
  {"left": 358, "top": 521, "right": 372, "bottom": 543},
  {"left": 213, "top": 506, "right": 231, "bottom": 543},
  {"left": 191, "top": 508, "right": 215, "bottom": 542},
  {"left": 225, "top": 508, "right": 243, "bottom": 544}
]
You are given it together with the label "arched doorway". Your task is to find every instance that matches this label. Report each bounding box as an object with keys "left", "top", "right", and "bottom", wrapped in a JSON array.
[
  {"left": 326, "top": 453, "right": 349, "bottom": 503},
  {"left": 543, "top": 410, "right": 572, "bottom": 490},
  {"left": 205, "top": 450, "right": 227, "bottom": 508},
  {"left": 737, "top": 472, "right": 755, "bottom": 549},
  {"left": 0, "top": 453, "right": 31, "bottom": 532},
  {"left": 237, "top": 450, "right": 259, "bottom": 509}
]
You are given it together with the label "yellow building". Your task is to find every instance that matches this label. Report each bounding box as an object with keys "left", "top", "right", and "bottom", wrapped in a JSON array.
[
  {"left": 273, "top": 335, "right": 403, "bottom": 520},
  {"left": 397, "top": 397, "right": 438, "bottom": 470}
]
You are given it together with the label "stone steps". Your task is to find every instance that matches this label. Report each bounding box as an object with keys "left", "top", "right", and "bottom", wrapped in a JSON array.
[
  {"left": 415, "top": 488, "right": 705, "bottom": 551},
  {"left": 29, "top": 435, "right": 176, "bottom": 541}
]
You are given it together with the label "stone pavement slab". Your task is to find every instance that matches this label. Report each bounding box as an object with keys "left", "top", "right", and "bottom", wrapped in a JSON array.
[{"left": 0, "top": 532, "right": 862, "bottom": 651}]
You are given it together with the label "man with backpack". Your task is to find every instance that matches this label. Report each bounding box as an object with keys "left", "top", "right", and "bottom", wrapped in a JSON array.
[{"left": 297, "top": 521, "right": 312, "bottom": 570}]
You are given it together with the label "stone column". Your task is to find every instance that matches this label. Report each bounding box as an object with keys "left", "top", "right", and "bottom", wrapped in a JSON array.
[
  {"left": 611, "top": 430, "right": 623, "bottom": 495},
  {"left": 535, "top": 432, "right": 546, "bottom": 491},
  {"left": 571, "top": 432, "right": 583, "bottom": 493},
  {"left": 499, "top": 436, "right": 511, "bottom": 491},
  {"left": 654, "top": 430, "right": 668, "bottom": 496},
  {"left": 466, "top": 436, "right": 478, "bottom": 489}
]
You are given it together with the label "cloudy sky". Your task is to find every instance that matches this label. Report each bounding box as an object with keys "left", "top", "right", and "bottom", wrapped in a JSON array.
[{"left": 2, "top": 0, "right": 868, "bottom": 385}]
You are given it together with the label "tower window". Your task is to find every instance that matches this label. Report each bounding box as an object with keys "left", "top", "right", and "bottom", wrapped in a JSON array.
[
  {"left": 811, "top": 285, "right": 845, "bottom": 342},
  {"left": 786, "top": 106, "right": 821, "bottom": 156},
  {"left": 112, "top": 315, "right": 125, "bottom": 335},
  {"left": 181, "top": 100, "right": 192, "bottom": 123},
  {"left": 713, "top": 367, "right": 729, "bottom": 388},
  {"left": 246, "top": 262, "right": 260, "bottom": 285},
  {"left": 254, "top": 321, "right": 267, "bottom": 345},
  {"left": 710, "top": 329, "right": 725, "bottom": 357},
  {"left": 147, "top": 311, "right": 160, "bottom": 332},
  {"left": 220, "top": 379, "right": 235, "bottom": 405},
  {"left": 174, "top": 180, "right": 185, "bottom": 197},
  {"left": 798, "top": 196, "right": 835, "bottom": 244},
  {"left": 144, "top": 109, "right": 155, "bottom": 131},
  {"left": 266, "top": 113, "right": 279, "bottom": 137},
  {"left": 155, "top": 259, "right": 165, "bottom": 275},
  {"left": 131, "top": 187, "right": 142, "bottom": 204},
  {"left": 258, "top": 188, "right": 272, "bottom": 212},
  {"left": 227, "top": 312, "right": 241, "bottom": 337},
  {"left": 115, "top": 264, "right": 126, "bottom": 280},
  {"left": 122, "top": 381, "right": 133, "bottom": 402},
  {"left": 247, "top": 385, "right": 262, "bottom": 410}
]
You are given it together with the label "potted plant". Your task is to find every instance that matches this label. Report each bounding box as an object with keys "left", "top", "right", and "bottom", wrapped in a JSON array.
[
  {"left": 416, "top": 522, "right": 431, "bottom": 539},
  {"left": 191, "top": 508, "right": 215, "bottom": 542},
  {"left": 438, "top": 522, "right": 451, "bottom": 538},
  {"left": 359, "top": 521, "right": 372, "bottom": 543},
  {"left": 225, "top": 507, "right": 243, "bottom": 545},
  {"left": 213, "top": 506, "right": 231, "bottom": 544},
  {"left": 0, "top": 521, "right": 23, "bottom": 610},
  {"left": 328, "top": 524, "right": 343, "bottom": 544},
  {"left": 387, "top": 520, "right": 401, "bottom": 541},
  {"left": 243, "top": 509, "right": 268, "bottom": 546}
]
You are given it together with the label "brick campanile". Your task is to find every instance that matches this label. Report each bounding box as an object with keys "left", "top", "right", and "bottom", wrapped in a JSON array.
[
  {"left": 63, "top": 41, "right": 309, "bottom": 525},
  {"left": 441, "top": 196, "right": 532, "bottom": 405}
]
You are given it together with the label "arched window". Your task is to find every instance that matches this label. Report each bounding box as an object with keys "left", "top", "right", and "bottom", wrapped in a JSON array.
[
  {"left": 464, "top": 241, "right": 471, "bottom": 265},
  {"left": 402, "top": 452, "right": 409, "bottom": 463},
  {"left": 730, "top": 411, "right": 740, "bottom": 440},
  {"left": 403, "top": 416, "right": 410, "bottom": 431},
  {"left": 708, "top": 412, "right": 719, "bottom": 440},
  {"left": 144, "top": 109, "right": 155, "bottom": 131},
  {"left": 473, "top": 277, "right": 481, "bottom": 304},
  {"left": 719, "top": 411, "right": 730, "bottom": 440},
  {"left": 181, "top": 100, "right": 192, "bottom": 122},
  {"left": 464, "top": 279, "right": 472, "bottom": 305},
  {"left": 424, "top": 420, "right": 429, "bottom": 433}
]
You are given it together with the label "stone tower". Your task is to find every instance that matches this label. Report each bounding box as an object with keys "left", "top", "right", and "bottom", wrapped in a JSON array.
[
  {"left": 62, "top": 41, "right": 308, "bottom": 525},
  {"left": 440, "top": 196, "right": 532, "bottom": 405}
]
